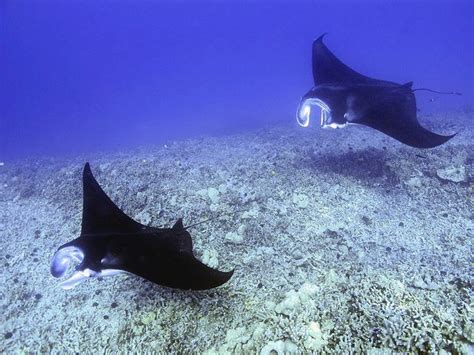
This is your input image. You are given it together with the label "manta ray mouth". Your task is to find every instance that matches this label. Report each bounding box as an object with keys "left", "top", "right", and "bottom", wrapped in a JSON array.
[
  {"left": 51, "top": 246, "right": 84, "bottom": 278},
  {"left": 297, "top": 98, "right": 334, "bottom": 128},
  {"left": 51, "top": 245, "right": 126, "bottom": 289}
]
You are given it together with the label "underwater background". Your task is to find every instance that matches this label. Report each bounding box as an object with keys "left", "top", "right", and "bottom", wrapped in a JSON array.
[
  {"left": 1, "top": 0, "right": 473, "bottom": 353},
  {"left": 1, "top": 0, "right": 473, "bottom": 158}
]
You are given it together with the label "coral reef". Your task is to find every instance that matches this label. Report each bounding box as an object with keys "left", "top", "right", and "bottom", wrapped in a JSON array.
[{"left": 0, "top": 111, "right": 472, "bottom": 353}]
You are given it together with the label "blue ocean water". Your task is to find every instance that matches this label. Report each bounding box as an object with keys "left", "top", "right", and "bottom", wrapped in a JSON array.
[{"left": 1, "top": 0, "right": 472, "bottom": 159}]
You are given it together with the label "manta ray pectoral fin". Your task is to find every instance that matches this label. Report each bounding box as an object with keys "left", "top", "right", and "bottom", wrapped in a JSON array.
[
  {"left": 195, "top": 268, "right": 234, "bottom": 290},
  {"left": 181, "top": 258, "right": 234, "bottom": 290},
  {"left": 355, "top": 87, "right": 456, "bottom": 148},
  {"left": 365, "top": 119, "right": 457, "bottom": 148},
  {"left": 81, "top": 163, "right": 148, "bottom": 236},
  {"left": 312, "top": 34, "right": 399, "bottom": 87}
]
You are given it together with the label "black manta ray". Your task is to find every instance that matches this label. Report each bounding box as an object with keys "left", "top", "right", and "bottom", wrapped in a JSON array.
[
  {"left": 50, "top": 163, "right": 234, "bottom": 291},
  {"left": 296, "top": 34, "right": 457, "bottom": 148}
]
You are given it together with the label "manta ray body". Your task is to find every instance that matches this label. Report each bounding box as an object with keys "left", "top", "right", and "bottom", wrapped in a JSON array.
[
  {"left": 297, "top": 34, "right": 456, "bottom": 148},
  {"left": 50, "top": 163, "right": 234, "bottom": 291}
]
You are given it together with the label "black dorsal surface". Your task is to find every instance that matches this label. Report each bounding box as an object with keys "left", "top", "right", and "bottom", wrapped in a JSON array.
[
  {"left": 52, "top": 163, "right": 234, "bottom": 291},
  {"left": 305, "top": 34, "right": 456, "bottom": 148},
  {"left": 312, "top": 34, "right": 398, "bottom": 87},
  {"left": 352, "top": 87, "right": 456, "bottom": 148},
  {"left": 81, "top": 163, "right": 146, "bottom": 236}
]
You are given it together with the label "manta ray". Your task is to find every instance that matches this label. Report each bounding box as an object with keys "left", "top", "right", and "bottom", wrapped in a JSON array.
[
  {"left": 50, "top": 163, "right": 234, "bottom": 291},
  {"left": 296, "top": 34, "right": 457, "bottom": 148}
]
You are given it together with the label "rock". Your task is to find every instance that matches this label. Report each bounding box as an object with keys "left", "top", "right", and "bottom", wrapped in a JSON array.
[
  {"left": 237, "top": 225, "right": 246, "bottom": 235},
  {"left": 436, "top": 166, "right": 468, "bottom": 183},
  {"left": 134, "top": 210, "right": 152, "bottom": 225},
  {"left": 339, "top": 245, "right": 349, "bottom": 256},
  {"left": 252, "top": 323, "right": 266, "bottom": 340},
  {"left": 196, "top": 187, "right": 220, "bottom": 204},
  {"left": 141, "top": 312, "right": 156, "bottom": 325},
  {"left": 242, "top": 205, "right": 259, "bottom": 219},
  {"left": 169, "top": 195, "right": 177, "bottom": 206},
  {"left": 225, "top": 232, "right": 244, "bottom": 244},
  {"left": 411, "top": 276, "right": 438, "bottom": 290},
  {"left": 99, "top": 163, "right": 110, "bottom": 172},
  {"left": 307, "top": 321, "right": 321, "bottom": 339},
  {"left": 305, "top": 321, "right": 327, "bottom": 351},
  {"left": 275, "top": 289, "right": 300, "bottom": 315},
  {"left": 406, "top": 176, "right": 422, "bottom": 188},
  {"left": 196, "top": 188, "right": 208, "bottom": 198},
  {"left": 298, "top": 282, "right": 318, "bottom": 302},
  {"left": 260, "top": 340, "right": 298, "bottom": 355},
  {"left": 218, "top": 183, "right": 227, "bottom": 194},
  {"left": 201, "top": 249, "right": 219, "bottom": 268},
  {"left": 207, "top": 187, "right": 220, "bottom": 204},
  {"left": 324, "top": 269, "right": 342, "bottom": 285},
  {"left": 276, "top": 204, "right": 287, "bottom": 215},
  {"left": 292, "top": 193, "right": 309, "bottom": 208},
  {"left": 265, "top": 300, "right": 276, "bottom": 311},
  {"left": 225, "top": 326, "right": 250, "bottom": 346}
]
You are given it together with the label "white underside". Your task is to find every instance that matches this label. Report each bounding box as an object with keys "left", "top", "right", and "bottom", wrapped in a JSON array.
[
  {"left": 60, "top": 268, "right": 127, "bottom": 290},
  {"left": 322, "top": 122, "right": 348, "bottom": 129}
]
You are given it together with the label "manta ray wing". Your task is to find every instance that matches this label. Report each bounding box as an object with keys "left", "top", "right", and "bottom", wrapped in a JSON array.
[
  {"left": 81, "top": 162, "right": 147, "bottom": 236},
  {"left": 312, "top": 34, "right": 398, "bottom": 87},
  {"left": 349, "top": 85, "right": 456, "bottom": 148}
]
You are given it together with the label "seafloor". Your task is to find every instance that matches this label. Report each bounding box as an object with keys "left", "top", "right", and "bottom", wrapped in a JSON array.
[{"left": 1, "top": 111, "right": 473, "bottom": 353}]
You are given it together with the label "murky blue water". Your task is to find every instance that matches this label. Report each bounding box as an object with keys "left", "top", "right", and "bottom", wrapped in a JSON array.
[{"left": 1, "top": 0, "right": 473, "bottom": 159}]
